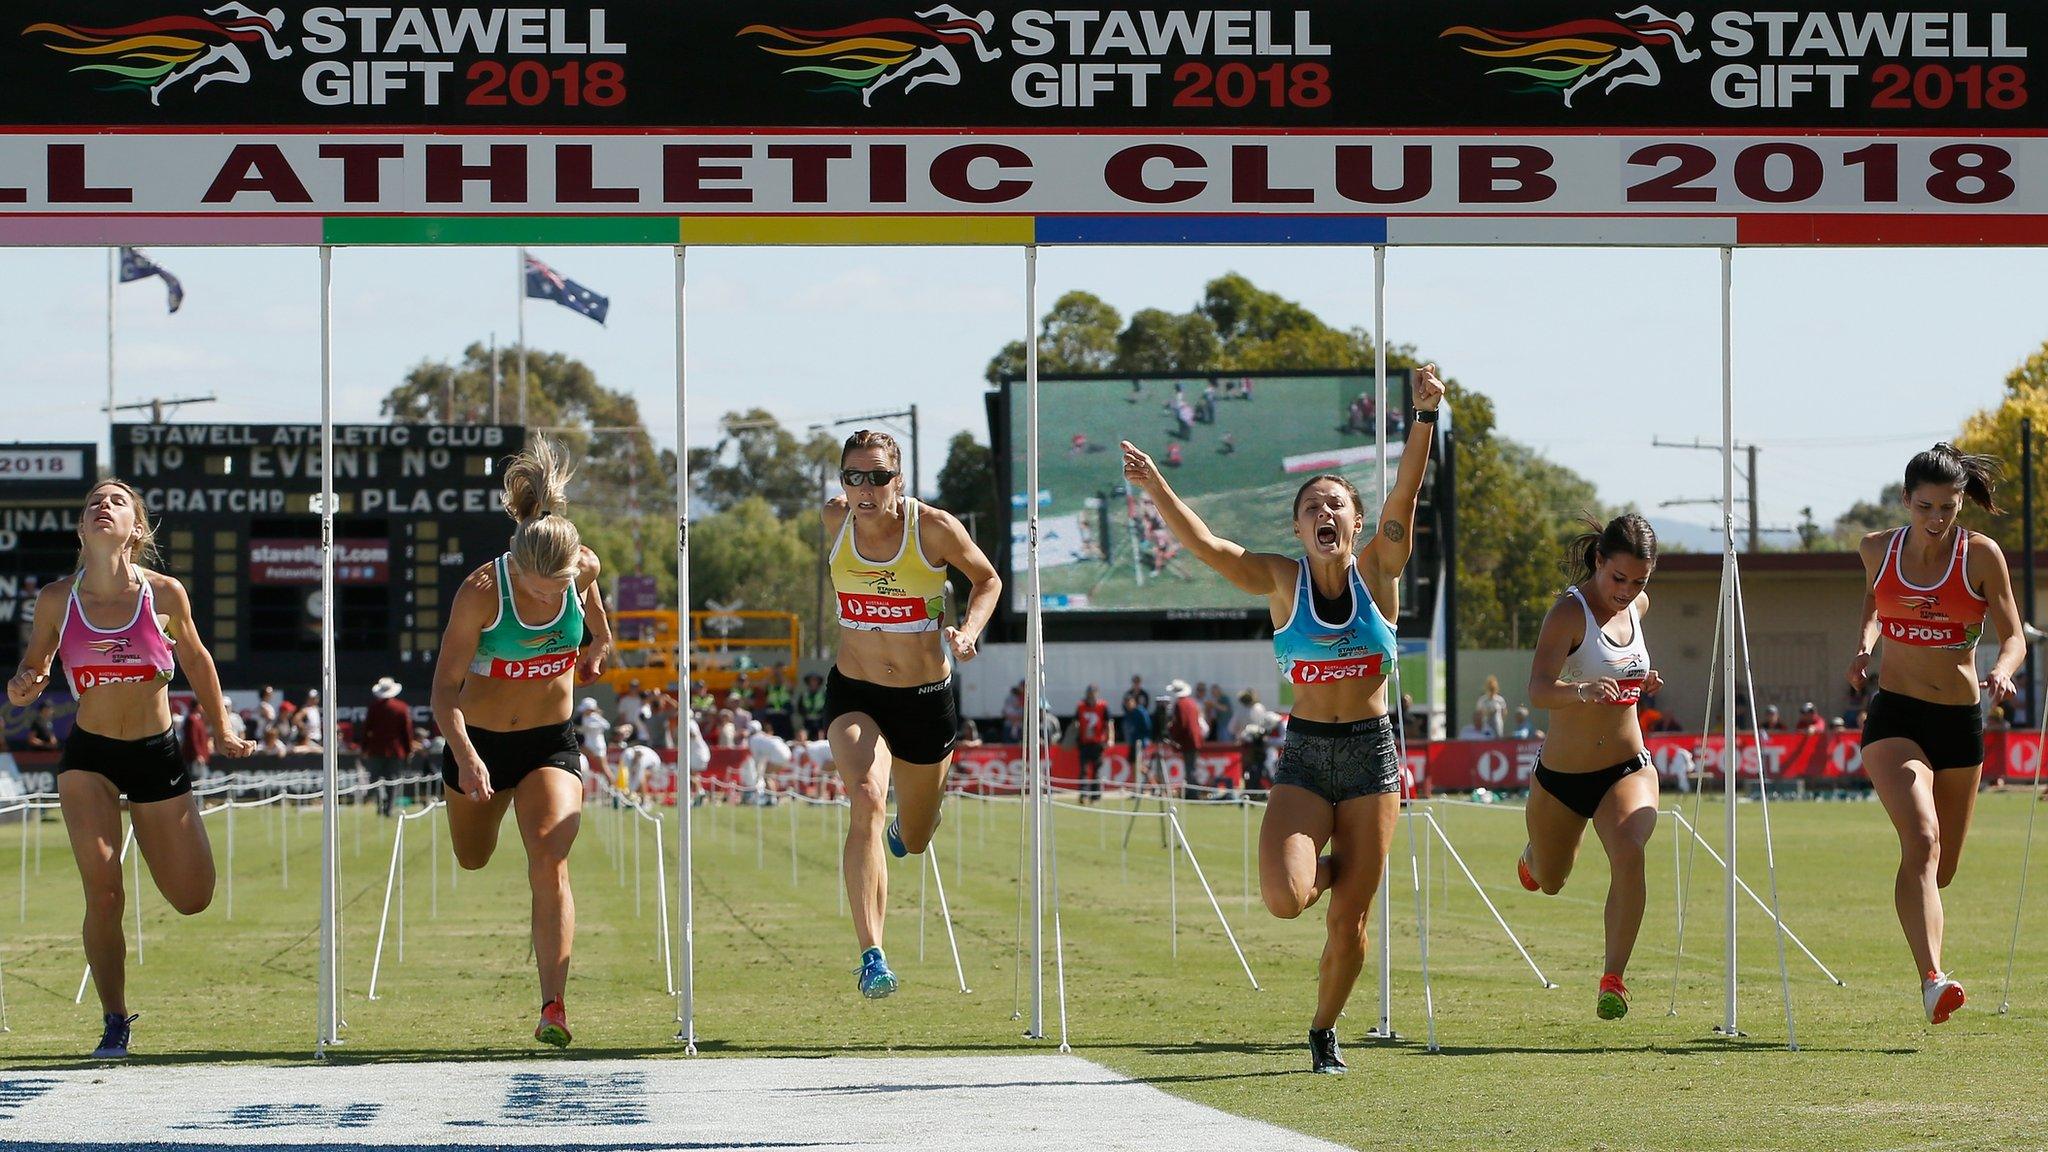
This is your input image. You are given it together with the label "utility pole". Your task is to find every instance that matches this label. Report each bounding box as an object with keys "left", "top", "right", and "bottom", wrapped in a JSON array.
[
  {"left": 113, "top": 394, "right": 218, "bottom": 424},
  {"left": 1653, "top": 436, "right": 1767, "bottom": 552}
]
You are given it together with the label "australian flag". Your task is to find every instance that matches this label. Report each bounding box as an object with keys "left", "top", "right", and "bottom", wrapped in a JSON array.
[
  {"left": 119, "top": 247, "right": 184, "bottom": 314},
  {"left": 523, "top": 252, "right": 609, "bottom": 325}
]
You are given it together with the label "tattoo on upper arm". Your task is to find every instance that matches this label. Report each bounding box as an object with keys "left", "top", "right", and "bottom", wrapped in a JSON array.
[{"left": 1381, "top": 520, "right": 1406, "bottom": 543}]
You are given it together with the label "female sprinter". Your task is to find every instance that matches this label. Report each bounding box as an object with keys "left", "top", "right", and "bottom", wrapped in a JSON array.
[
  {"left": 432, "top": 435, "right": 612, "bottom": 1046},
  {"left": 1120, "top": 362, "right": 1447, "bottom": 1074},
  {"left": 7, "top": 479, "right": 252, "bottom": 1058},
  {"left": 1516, "top": 514, "right": 1663, "bottom": 1021},
  {"left": 1848, "top": 443, "right": 2022, "bottom": 1024},
  {"left": 825, "top": 429, "right": 1000, "bottom": 999}
]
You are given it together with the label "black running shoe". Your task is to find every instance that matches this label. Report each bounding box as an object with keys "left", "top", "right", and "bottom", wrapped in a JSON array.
[
  {"left": 1309, "top": 1027, "right": 1346, "bottom": 1074},
  {"left": 93, "top": 1012, "right": 138, "bottom": 1059}
]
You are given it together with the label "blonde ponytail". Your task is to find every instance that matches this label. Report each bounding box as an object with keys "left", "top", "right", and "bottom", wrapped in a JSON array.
[{"left": 502, "top": 435, "right": 581, "bottom": 580}]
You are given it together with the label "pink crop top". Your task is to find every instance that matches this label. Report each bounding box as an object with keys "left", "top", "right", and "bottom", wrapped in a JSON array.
[{"left": 56, "top": 568, "right": 177, "bottom": 696}]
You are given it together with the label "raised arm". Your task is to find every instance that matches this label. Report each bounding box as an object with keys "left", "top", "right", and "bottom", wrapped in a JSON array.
[
  {"left": 1363, "top": 363, "right": 1446, "bottom": 588},
  {"left": 920, "top": 504, "right": 1000, "bottom": 663},
  {"left": 1119, "top": 439, "right": 1284, "bottom": 597}
]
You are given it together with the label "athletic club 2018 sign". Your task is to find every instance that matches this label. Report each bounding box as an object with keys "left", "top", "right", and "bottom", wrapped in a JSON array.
[{"left": 2, "top": 4, "right": 2045, "bottom": 244}]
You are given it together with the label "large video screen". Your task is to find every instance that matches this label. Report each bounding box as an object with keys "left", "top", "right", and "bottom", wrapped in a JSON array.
[{"left": 1002, "top": 370, "right": 1426, "bottom": 621}]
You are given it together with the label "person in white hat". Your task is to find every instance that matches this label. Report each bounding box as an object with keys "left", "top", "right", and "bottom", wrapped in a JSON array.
[
  {"left": 1120, "top": 362, "right": 1446, "bottom": 1074},
  {"left": 361, "top": 677, "right": 416, "bottom": 817}
]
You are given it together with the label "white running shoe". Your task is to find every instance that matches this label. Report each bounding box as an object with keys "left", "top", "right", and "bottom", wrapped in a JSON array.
[{"left": 1922, "top": 971, "right": 1965, "bottom": 1025}]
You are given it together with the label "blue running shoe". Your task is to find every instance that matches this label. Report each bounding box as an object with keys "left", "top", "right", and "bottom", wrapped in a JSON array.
[
  {"left": 885, "top": 810, "right": 941, "bottom": 859},
  {"left": 856, "top": 947, "right": 898, "bottom": 999},
  {"left": 93, "top": 1012, "right": 138, "bottom": 1059}
]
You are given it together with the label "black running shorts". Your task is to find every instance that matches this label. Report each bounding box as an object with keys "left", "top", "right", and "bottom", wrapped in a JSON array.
[
  {"left": 442, "top": 719, "right": 584, "bottom": 793},
  {"left": 60, "top": 725, "right": 191, "bottom": 804},
  {"left": 824, "top": 668, "right": 958, "bottom": 765},
  {"left": 1861, "top": 689, "right": 1985, "bottom": 771}
]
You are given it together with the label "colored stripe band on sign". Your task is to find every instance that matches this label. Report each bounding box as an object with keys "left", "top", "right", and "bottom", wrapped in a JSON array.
[
  {"left": 0, "top": 216, "right": 321, "bottom": 245},
  {"left": 1035, "top": 215, "right": 1388, "bottom": 245},
  {"left": 678, "top": 215, "right": 1033, "bottom": 245},
  {"left": 322, "top": 216, "right": 679, "bottom": 245}
]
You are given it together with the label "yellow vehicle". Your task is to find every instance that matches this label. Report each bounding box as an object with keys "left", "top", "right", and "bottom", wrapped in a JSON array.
[{"left": 599, "top": 608, "right": 801, "bottom": 697}]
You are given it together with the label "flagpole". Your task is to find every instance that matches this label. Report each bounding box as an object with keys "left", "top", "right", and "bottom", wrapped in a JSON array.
[{"left": 516, "top": 248, "right": 528, "bottom": 426}]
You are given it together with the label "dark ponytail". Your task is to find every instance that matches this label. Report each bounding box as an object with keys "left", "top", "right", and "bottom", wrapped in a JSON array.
[
  {"left": 1564, "top": 512, "right": 1658, "bottom": 585},
  {"left": 1905, "top": 442, "right": 2002, "bottom": 514}
]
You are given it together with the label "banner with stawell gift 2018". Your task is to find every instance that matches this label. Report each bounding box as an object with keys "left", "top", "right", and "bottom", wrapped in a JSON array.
[{"left": 1, "top": 4, "right": 2045, "bottom": 243}]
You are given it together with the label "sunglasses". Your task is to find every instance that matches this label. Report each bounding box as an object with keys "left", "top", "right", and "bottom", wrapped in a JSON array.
[{"left": 840, "top": 468, "right": 899, "bottom": 487}]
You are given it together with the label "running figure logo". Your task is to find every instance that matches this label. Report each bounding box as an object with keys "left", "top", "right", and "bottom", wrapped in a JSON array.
[
  {"left": 738, "top": 5, "right": 1000, "bottom": 106},
  {"left": 22, "top": 3, "right": 292, "bottom": 105},
  {"left": 1441, "top": 5, "right": 1698, "bottom": 108}
]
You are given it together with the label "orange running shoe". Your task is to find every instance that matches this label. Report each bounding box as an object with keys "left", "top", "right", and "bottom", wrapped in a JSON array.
[
  {"left": 1597, "top": 973, "right": 1629, "bottom": 1020},
  {"left": 1517, "top": 846, "right": 1540, "bottom": 893},
  {"left": 1923, "top": 971, "right": 1965, "bottom": 1025},
  {"left": 535, "top": 998, "right": 572, "bottom": 1048}
]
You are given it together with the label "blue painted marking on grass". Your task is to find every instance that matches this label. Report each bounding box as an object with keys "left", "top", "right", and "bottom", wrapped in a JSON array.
[
  {"left": 174, "top": 1103, "right": 381, "bottom": 1130},
  {"left": 1034, "top": 215, "right": 1388, "bottom": 245},
  {"left": 450, "top": 1071, "right": 648, "bottom": 1127},
  {"left": 0, "top": 1081, "right": 58, "bottom": 1120}
]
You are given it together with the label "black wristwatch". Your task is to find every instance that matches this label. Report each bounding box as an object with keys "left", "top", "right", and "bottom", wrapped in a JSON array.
[{"left": 1413, "top": 408, "right": 1440, "bottom": 424}]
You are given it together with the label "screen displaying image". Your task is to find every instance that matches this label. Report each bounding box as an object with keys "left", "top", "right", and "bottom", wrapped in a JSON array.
[{"left": 1005, "top": 370, "right": 1415, "bottom": 616}]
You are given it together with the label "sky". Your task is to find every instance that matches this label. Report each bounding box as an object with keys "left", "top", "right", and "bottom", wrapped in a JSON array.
[{"left": 6, "top": 243, "right": 2044, "bottom": 544}]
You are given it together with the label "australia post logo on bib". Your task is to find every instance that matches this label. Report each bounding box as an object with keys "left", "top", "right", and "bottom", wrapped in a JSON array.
[
  {"left": 839, "top": 592, "right": 933, "bottom": 625},
  {"left": 1290, "top": 654, "right": 1384, "bottom": 685},
  {"left": 73, "top": 665, "right": 165, "bottom": 691},
  {"left": 486, "top": 652, "right": 578, "bottom": 680},
  {"left": 1882, "top": 616, "right": 1969, "bottom": 647}
]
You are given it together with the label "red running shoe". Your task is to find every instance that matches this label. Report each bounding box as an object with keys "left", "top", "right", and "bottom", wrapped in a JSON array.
[
  {"left": 1517, "top": 846, "right": 1540, "bottom": 893},
  {"left": 1597, "top": 973, "right": 1629, "bottom": 1020},
  {"left": 535, "top": 998, "right": 572, "bottom": 1048}
]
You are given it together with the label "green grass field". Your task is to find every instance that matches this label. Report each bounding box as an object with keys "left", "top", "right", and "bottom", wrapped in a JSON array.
[
  {"left": 2, "top": 789, "right": 2047, "bottom": 1151},
  {"left": 1011, "top": 375, "right": 1402, "bottom": 612}
]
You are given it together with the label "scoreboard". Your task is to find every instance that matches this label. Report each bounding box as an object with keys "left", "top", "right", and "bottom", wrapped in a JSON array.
[
  {"left": 0, "top": 443, "right": 95, "bottom": 682},
  {"left": 112, "top": 422, "right": 526, "bottom": 707}
]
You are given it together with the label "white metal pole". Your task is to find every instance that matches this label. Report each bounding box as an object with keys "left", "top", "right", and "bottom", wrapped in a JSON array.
[
  {"left": 672, "top": 245, "right": 698, "bottom": 1053},
  {"left": 1024, "top": 245, "right": 1045, "bottom": 1039},
  {"left": 105, "top": 248, "right": 117, "bottom": 451},
  {"left": 1719, "top": 246, "right": 1741, "bottom": 1038},
  {"left": 1372, "top": 244, "right": 1394, "bottom": 1040},
  {"left": 517, "top": 248, "right": 529, "bottom": 426},
  {"left": 317, "top": 245, "right": 341, "bottom": 1054}
]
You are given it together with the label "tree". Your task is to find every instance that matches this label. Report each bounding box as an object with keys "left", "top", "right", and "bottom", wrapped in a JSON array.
[
  {"left": 1444, "top": 386, "right": 1605, "bottom": 648},
  {"left": 382, "top": 341, "right": 673, "bottom": 599},
  {"left": 687, "top": 497, "right": 818, "bottom": 621},
  {"left": 984, "top": 290, "right": 1124, "bottom": 384},
  {"left": 1952, "top": 342, "right": 2048, "bottom": 552},
  {"left": 1116, "top": 308, "right": 1221, "bottom": 373},
  {"left": 934, "top": 430, "right": 1003, "bottom": 609},
  {"left": 687, "top": 409, "right": 839, "bottom": 521},
  {"left": 382, "top": 341, "right": 662, "bottom": 517},
  {"left": 1832, "top": 482, "right": 1906, "bottom": 548}
]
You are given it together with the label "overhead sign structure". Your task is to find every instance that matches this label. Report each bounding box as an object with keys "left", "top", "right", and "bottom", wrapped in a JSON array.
[{"left": 1, "top": 3, "right": 2043, "bottom": 244}]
